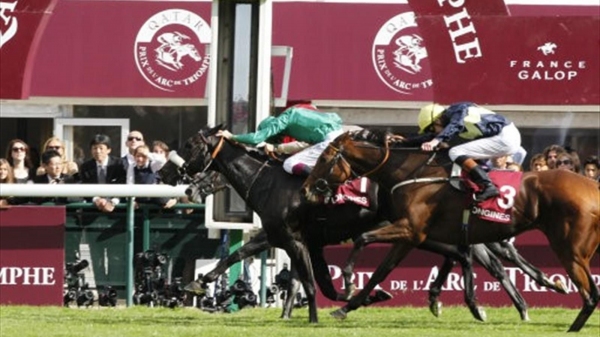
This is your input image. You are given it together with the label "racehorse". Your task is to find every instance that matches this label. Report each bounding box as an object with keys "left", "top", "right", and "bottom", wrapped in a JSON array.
[
  {"left": 160, "top": 125, "right": 565, "bottom": 322},
  {"left": 185, "top": 155, "right": 567, "bottom": 321},
  {"left": 302, "top": 129, "right": 600, "bottom": 332}
]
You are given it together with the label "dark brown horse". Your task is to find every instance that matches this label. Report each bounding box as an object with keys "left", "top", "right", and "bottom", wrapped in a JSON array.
[{"left": 302, "top": 129, "right": 600, "bottom": 332}]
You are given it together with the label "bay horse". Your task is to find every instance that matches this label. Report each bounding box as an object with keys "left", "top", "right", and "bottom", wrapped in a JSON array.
[
  {"left": 160, "top": 125, "right": 564, "bottom": 322},
  {"left": 302, "top": 129, "right": 600, "bottom": 332}
]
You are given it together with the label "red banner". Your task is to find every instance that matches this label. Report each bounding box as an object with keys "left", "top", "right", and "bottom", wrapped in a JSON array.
[
  {"left": 317, "top": 231, "right": 600, "bottom": 308},
  {"left": 0, "top": 206, "right": 65, "bottom": 305},
  {"left": 410, "top": 1, "right": 600, "bottom": 104},
  {"left": 0, "top": 0, "right": 58, "bottom": 99}
]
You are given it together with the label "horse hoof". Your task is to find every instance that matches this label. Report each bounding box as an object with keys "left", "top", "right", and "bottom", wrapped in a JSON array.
[
  {"left": 374, "top": 290, "right": 393, "bottom": 302},
  {"left": 521, "top": 311, "right": 530, "bottom": 322},
  {"left": 429, "top": 301, "right": 442, "bottom": 317},
  {"left": 555, "top": 280, "right": 569, "bottom": 294},
  {"left": 330, "top": 309, "right": 348, "bottom": 320},
  {"left": 476, "top": 307, "right": 487, "bottom": 322},
  {"left": 183, "top": 280, "right": 207, "bottom": 296}
]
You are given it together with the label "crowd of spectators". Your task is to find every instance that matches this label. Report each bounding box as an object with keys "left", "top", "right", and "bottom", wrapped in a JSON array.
[
  {"left": 0, "top": 131, "right": 184, "bottom": 209},
  {"left": 0, "top": 133, "right": 598, "bottom": 208}
]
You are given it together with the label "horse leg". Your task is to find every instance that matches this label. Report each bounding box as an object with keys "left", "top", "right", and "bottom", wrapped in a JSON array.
[
  {"left": 280, "top": 265, "right": 302, "bottom": 320},
  {"left": 283, "top": 240, "right": 319, "bottom": 323},
  {"left": 416, "top": 240, "right": 486, "bottom": 321},
  {"left": 472, "top": 244, "right": 529, "bottom": 321},
  {"left": 184, "top": 230, "right": 270, "bottom": 295},
  {"left": 332, "top": 241, "right": 414, "bottom": 320},
  {"left": 309, "top": 245, "right": 348, "bottom": 302},
  {"left": 341, "top": 220, "right": 394, "bottom": 300},
  {"left": 546, "top": 236, "right": 599, "bottom": 332},
  {"left": 486, "top": 241, "right": 568, "bottom": 294},
  {"left": 427, "top": 256, "right": 455, "bottom": 318}
]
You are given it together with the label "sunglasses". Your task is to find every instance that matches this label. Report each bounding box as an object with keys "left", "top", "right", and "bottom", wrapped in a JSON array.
[
  {"left": 556, "top": 160, "right": 572, "bottom": 166},
  {"left": 12, "top": 147, "right": 26, "bottom": 152},
  {"left": 47, "top": 146, "right": 62, "bottom": 150},
  {"left": 128, "top": 136, "right": 143, "bottom": 141}
]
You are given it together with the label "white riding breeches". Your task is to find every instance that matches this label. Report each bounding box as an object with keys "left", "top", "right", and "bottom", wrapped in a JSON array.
[
  {"left": 282, "top": 129, "right": 344, "bottom": 173},
  {"left": 449, "top": 123, "right": 521, "bottom": 161}
]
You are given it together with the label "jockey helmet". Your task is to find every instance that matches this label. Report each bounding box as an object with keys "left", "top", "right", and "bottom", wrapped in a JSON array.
[{"left": 418, "top": 103, "right": 445, "bottom": 134}]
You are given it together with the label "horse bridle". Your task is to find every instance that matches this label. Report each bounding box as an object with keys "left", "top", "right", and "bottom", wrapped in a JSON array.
[
  {"left": 312, "top": 138, "right": 390, "bottom": 195},
  {"left": 312, "top": 137, "right": 448, "bottom": 196}
]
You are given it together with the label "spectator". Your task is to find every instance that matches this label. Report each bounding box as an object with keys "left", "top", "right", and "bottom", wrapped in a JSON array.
[
  {"left": 122, "top": 131, "right": 166, "bottom": 184},
  {"left": 36, "top": 136, "right": 79, "bottom": 177},
  {"left": 506, "top": 162, "right": 523, "bottom": 172},
  {"left": 151, "top": 140, "right": 170, "bottom": 160},
  {"left": 564, "top": 146, "right": 582, "bottom": 174},
  {"left": 489, "top": 155, "right": 510, "bottom": 170},
  {"left": 132, "top": 145, "right": 175, "bottom": 208},
  {"left": 5, "top": 138, "right": 36, "bottom": 183},
  {"left": 542, "top": 144, "right": 565, "bottom": 169},
  {"left": 529, "top": 153, "right": 548, "bottom": 172},
  {"left": 0, "top": 158, "right": 16, "bottom": 206},
  {"left": 583, "top": 155, "right": 599, "bottom": 181},
  {"left": 555, "top": 152, "right": 575, "bottom": 172},
  {"left": 31, "top": 150, "right": 78, "bottom": 204},
  {"left": 79, "top": 134, "right": 126, "bottom": 212}
]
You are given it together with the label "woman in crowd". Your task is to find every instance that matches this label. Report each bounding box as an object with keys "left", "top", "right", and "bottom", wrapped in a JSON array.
[
  {"left": 151, "top": 140, "right": 170, "bottom": 161},
  {"left": 554, "top": 152, "right": 576, "bottom": 172},
  {"left": 0, "top": 158, "right": 16, "bottom": 206},
  {"left": 5, "top": 139, "right": 35, "bottom": 183},
  {"left": 529, "top": 153, "right": 548, "bottom": 172},
  {"left": 36, "top": 136, "right": 79, "bottom": 176}
]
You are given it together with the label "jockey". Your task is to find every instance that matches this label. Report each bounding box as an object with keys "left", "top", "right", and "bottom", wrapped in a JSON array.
[
  {"left": 217, "top": 105, "right": 344, "bottom": 176},
  {"left": 416, "top": 102, "right": 521, "bottom": 202}
]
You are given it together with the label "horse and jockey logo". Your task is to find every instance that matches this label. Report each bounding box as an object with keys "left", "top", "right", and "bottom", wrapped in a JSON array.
[
  {"left": 372, "top": 12, "right": 433, "bottom": 95},
  {"left": 537, "top": 42, "right": 557, "bottom": 56},
  {"left": 134, "top": 9, "right": 211, "bottom": 92},
  {"left": 155, "top": 32, "right": 202, "bottom": 71}
]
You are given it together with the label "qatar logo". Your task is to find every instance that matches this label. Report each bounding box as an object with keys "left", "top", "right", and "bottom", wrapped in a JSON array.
[
  {"left": 372, "top": 12, "right": 432, "bottom": 95},
  {"left": 135, "top": 9, "right": 211, "bottom": 92},
  {"left": 0, "top": 1, "right": 18, "bottom": 49}
]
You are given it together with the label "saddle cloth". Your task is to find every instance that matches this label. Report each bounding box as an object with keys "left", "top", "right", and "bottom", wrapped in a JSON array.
[
  {"left": 330, "top": 177, "right": 371, "bottom": 208},
  {"left": 461, "top": 169, "right": 523, "bottom": 224}
]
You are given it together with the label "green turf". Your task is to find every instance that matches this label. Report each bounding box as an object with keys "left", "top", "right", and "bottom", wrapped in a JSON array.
[{"left": 0, "top": 305, "right": 598, "bottom": 337}]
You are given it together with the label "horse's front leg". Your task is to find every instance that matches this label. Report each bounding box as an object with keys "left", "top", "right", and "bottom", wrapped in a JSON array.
[
  {"left": 280, "top": 265, "right": 302, "bottom": 320},
  {"left": 341, "top": 220, "right": 393, "bottom": 300},
  {"left": 284, "top": 240, "right": 319, "bottom": 323}
]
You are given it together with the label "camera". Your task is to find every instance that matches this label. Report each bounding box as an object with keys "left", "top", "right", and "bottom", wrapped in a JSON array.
[
  {"left": 132, "top": 250, "right": 186, "bottom": 308},
  {"left": 63, "top": 255, "right": 93, "bottom": 307},
  {"left": 98, "top": 286, "right": 118, "bottom": 307}
]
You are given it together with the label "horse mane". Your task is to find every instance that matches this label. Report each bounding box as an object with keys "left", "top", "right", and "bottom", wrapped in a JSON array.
[{"left": 349, "top": 128, "right": 390, "bottom": 146}]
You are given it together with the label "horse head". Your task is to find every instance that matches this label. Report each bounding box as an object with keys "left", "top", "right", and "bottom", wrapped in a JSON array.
[
  {"left": 303, "top": 129, "right": 391, "bottom": 203},
  {"left": 159, "top": 124, "right": 225, "bottom": 186},
  {"left": 184, "top": 171, "right": 230, "bottom": 203}
]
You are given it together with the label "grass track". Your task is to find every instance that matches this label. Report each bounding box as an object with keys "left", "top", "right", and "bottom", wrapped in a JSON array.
[{"left": 0, "top": 305, "right": 598, "bottom": 337}]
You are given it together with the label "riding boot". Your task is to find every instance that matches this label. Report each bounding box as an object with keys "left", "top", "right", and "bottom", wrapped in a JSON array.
[
  {"left": 468, "top": 165, "right": 500, "bottom": 202},
  {"left": 457, "top": 156, "right": 500, "bottom": 202}
]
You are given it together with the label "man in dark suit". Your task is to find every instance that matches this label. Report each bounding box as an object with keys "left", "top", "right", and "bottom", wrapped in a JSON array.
[
  {"left": 79, "top": 134, "right": 126, "bottom": 212},
  {"left": 32, "top": 149, "right": 79, "bottom": 205}
]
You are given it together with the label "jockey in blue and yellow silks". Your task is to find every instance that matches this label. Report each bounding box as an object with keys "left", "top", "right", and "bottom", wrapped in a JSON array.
[
  {"left": 218, "top": 105, "right": 344, "bottom": 176},
  {"left": 415, "top": 102, "right": 522, "bottom": 202}
]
